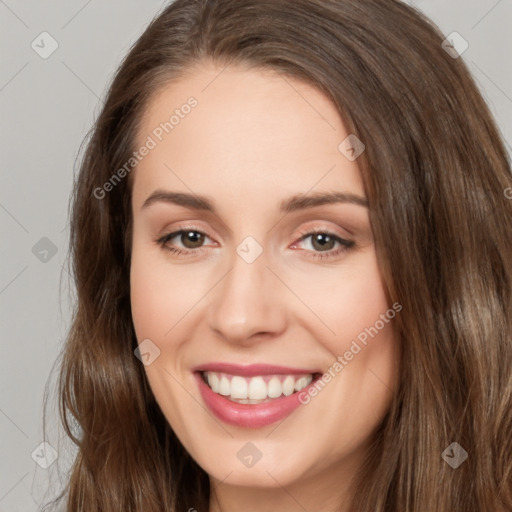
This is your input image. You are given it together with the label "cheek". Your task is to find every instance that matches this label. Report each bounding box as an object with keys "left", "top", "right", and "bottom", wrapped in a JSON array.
[
  {"left": 297, "top": 251, "right": 398, "bottom": 415},
  {"left": 129, "top": 247, "right": 202, "bottom": 440},
  {"left": 129, "top": 246, "right": 203, "bottom": 342},
  {"left": 287, "top": 250, "right": 392, "bottom": 356},
  {"left": 331, "top": 272, "right": 391, "bottom": 354}
]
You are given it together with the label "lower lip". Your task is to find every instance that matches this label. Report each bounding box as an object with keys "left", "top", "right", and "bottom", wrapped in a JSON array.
[{"left": 194, "top": 372, "right": 314, "bottom": 428}]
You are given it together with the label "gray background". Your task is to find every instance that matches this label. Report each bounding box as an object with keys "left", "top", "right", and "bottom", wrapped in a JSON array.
[{"left": 0, "top": 0, "right": 510, "bottom": 510}]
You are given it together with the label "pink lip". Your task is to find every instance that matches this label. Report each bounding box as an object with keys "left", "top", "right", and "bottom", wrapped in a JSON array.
[{"left": 193, "top": 363, "right": 320, "bottom": 428}]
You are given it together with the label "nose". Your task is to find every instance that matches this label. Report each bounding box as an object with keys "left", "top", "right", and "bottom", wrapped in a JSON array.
[{"left": 207, "top": 243, "right": 288, "bottom": 346}]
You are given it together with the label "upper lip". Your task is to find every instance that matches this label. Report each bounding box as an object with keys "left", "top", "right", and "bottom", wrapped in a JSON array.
[{"left": 192, "top": 362, "right": 320, "bottom": 377}]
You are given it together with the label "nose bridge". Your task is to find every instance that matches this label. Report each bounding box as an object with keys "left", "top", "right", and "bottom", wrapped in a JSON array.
[{"left": 207, "top": 236, "right": 286, "bottom": 343}]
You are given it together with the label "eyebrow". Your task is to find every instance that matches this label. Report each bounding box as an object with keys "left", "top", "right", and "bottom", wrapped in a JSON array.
[{"left": 141, "top": 190, "right": 369, "bottom": 213}]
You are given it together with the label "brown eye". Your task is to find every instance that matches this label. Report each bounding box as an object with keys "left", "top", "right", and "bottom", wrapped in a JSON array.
[
  {"left": 157, "top": 229, "right": 211, "bottom": 254},
  {"left": 180, "top": 231, "right": 205, "bottom": 249},
  {"left": 293, "top": 230, "right": 355, "bottom": 261},
  {"left": 310, "top": 233, "right": 337, "bottom": 252}
]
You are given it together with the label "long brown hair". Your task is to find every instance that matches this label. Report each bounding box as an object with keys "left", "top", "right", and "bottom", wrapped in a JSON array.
[{"left": 46, "top": 0, "right": 512, "bottom": 510}]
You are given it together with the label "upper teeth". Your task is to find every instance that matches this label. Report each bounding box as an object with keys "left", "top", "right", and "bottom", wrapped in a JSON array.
[{"left": 204, "top": 371, "right": 313, "bottom": 402}]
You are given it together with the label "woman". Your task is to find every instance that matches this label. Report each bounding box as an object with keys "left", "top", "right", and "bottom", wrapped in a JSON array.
[{"left": 51, "top": 0, "right": 512, "bottom": 510}]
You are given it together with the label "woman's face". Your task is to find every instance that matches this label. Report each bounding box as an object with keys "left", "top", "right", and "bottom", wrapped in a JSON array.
[{"left": 130, "top": 63, "right": 398, "bottom": 495}]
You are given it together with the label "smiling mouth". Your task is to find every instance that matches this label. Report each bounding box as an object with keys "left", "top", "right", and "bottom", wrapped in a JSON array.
[{"left": 200, "top": 371, "right": 320, "bottom": 404}]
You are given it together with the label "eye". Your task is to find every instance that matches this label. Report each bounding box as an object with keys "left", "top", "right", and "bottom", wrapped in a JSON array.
[
  {"left": 156, "top": 228, "right": 213, "bottom": 256},
  {"left": 292, "top": 230, "right": 355, "bottom": 260}
]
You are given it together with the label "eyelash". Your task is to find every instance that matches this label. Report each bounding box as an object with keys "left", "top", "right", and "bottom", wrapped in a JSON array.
[{"left": 156, "top": 226, "right": 355, "bottom": 261}]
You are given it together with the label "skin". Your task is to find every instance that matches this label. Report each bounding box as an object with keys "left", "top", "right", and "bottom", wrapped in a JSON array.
[{"left": 130, "top": 62, "right": 398, "bottom": 512}]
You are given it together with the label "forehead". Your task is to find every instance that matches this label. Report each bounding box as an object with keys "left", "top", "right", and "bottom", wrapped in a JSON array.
[{"left": 132, "top": 63, "right": 365, "bottom": 209}]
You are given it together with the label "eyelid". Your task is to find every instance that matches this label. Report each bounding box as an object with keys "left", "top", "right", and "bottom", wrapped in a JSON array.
[
  {"left": 293, "top": 222, "right": 352, "bottom": 242},
  {"left": 158, "top": 221, "right": 214, "bottom": 237}
]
